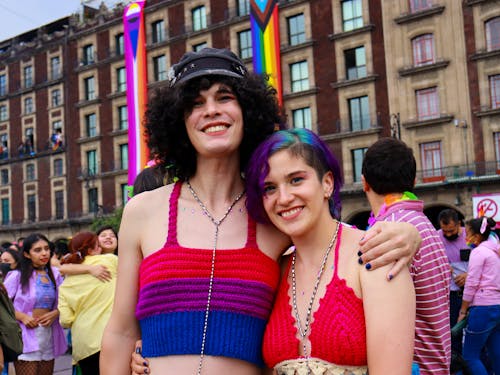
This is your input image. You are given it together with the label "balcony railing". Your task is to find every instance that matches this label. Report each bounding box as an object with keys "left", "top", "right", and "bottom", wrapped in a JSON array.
[{"left": 416, "top": 161, "right": 500, "bottom": 185}]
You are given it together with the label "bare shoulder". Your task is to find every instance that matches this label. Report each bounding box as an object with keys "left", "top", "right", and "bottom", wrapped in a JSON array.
[
  {"left": 256, "top": 222, "right": 291, "bottom": 261},
  {"left": 340, "top": 222, "right": 365, "bottom": 244}
]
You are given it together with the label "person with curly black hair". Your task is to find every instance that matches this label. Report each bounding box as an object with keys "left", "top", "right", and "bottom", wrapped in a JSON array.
[{"left": 101, "top": 48, "right": 421, "bottom": 375}]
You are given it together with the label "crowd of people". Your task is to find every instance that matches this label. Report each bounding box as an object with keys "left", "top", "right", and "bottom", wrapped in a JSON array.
[{"left": 0, "top": 47, "right": 499, "bottom": 375}]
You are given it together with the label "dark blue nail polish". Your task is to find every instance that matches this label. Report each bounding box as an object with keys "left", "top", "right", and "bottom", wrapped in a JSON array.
[
  {"left": 365, "top": 263, "right": 372, "bottom": 270},
  {"left": 144, "top": 369, "right": 149, "bottom": 374},
  {"left": 135, "top": 347, "right": 141, "bottom": 354},
  {"left": 357, "top": 250, "right": 362, "bottom": 257},
  {"left": 388, "top": 274, "right": 393, "bottom": 281},
  {"left": 358, "top": 257, "right": 363, "bottom": 265},
  {"left": 143, "top": 361, "right": 148, "bottom": 366}
]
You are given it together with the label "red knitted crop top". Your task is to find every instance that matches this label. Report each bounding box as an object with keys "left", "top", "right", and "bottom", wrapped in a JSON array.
[{"left": 262, "top": 224, "right": 367, "bottom": 368}]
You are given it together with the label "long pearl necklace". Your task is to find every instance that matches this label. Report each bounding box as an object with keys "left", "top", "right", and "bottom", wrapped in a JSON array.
[
  {"left": 186, "top": 180, "right": 245, "bottom": 375},
  {"left": 291, "top": 222, "right": 340, "bottom": 373}
]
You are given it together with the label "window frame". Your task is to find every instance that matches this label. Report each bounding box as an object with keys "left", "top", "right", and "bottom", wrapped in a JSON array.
[
  {"left": 485, "top": 17, "right": 500, "bottom": 52},
  {"left": 412, "top": 34, "right": 435, "bottom": 66},
  {"left": 55, "top": 190, "right": 64, "bottom": 220},
  {"left": 117, "top": 67, "right": 126, "bottom": 92},
  {"left": 153, "top": 55, "right": 167, "bottom": 81},
  {"left": 53, "top": 158, "right": 64, "bottom": 177},
  {"left": 345, "top": 46, "right": 367, "bottom": 80},
  {"left": 84, "top": 76, "right": 96, "bottom": 101},
  {"left": 118, "top": 105, "right": 128, "bottom": 130},
  {"left": 115, "top": 33, "right": 125, "bottom": 55},
  {"left": 420, "top": 141, "right": 444, "bottom": 181},
  {"left": 85, "top": 113, "right": 97, "bottom": 138},
  {"left": 416, "top": 87, "right": 439, "bottom": 121},
  {"left": 341, "top": 0, "right": 363, "bottom": 32},
  {"left": 292, "top": 107, "right": 312, "bottom": 130},
  {"left": 27, "top": 193, "right": 36, "bottom": 222},
  {"left": 24, "top": 97, "right": 33, "bottom": 114},
  {"left": 51, "top": 89, "right": 61, "bottom": 107},
  {"left": 238, "top": 29, "right": 252, "bottom": 59},
  {"left": 152, "top": 20, "right": 165, "bottom": 44},
  {"left": 409, "top": 0, "right": 432, "bottom": 13},
  {"left": 237, "top": 0, "right": 250, "bottom": 17},
  {"left": 192, "top": 5, "right": 207, "bottom": 32},
  {"left": 352, "top": 147, "right": 367, "bottom": 183},
  {"left": 348, "top": 95, "right": 370, "bottom": 131},
  {"left": 0, "top": 74, "right": 6, "bottom": 96},
  {"left": 490, "top": 74, "right": 500, "bottom": 109},
  {"left": 1, "top": 198, "right": 9, "bottom": 225},
  {"left": 83, "top": 44, "right": 95, "bottom": 65},
  {"left": 287, "top": 13, "right": 306, "bottom": 46},
  {"left": 290, "top": 60, "right": 309, "bottom": 93},
  {"left": 24, "top": 66, "right": 33, "bottom": 88},
  {"left": 50, "top": 56, "right": 61, "bottom": 80}
]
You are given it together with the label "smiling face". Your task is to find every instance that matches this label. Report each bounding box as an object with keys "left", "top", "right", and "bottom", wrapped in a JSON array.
[
  {"left": 25, "top": 239, "right": 51, "bottom": 269},
  {"left": 262, "top": 150, "right": 334, "bottom": 239},
  {"left": 184, "top": 82, "right": 244, "bottom": 158},
  {"left": 98, "top": 229, "right": 117, "bottom": 254}
]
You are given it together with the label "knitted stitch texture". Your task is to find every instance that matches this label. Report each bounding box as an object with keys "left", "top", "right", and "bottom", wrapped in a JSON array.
[
  {"left": 263, "top": 224, "right": 368, "bottom": 368},
  {"left": 136, "top": 182, "right": 280, "bottom": 367}
]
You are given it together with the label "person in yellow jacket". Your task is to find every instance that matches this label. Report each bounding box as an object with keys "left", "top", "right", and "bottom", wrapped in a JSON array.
[{"left": 58, "top": 232, "right": 117, "bottom": 375}]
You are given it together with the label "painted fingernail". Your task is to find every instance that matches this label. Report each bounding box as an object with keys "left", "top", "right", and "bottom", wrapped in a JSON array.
[
  {"left": 358, "top": 257, "right": 363, "bottom": 265},
  {"left": 135, "top": 347, "right": 141, "bottom": 354},
  {"left": 365, "top": 263, "right": 372, "bottom": 270},
  {"left": 357, "top": 250, "right": 362, "bottom": 257},
  {"left": 388, "top": 274, "right": 394, "bottom": 281},
  {"left": 143, "top": 361, "right": 148, "bottom": 366},
  {"left": 144, "top": 369, "right": 149, "bottom": 374}
]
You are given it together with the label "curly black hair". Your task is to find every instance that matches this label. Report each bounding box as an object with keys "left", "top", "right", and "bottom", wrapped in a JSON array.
[{"left": 145, "top": 74, "right": 286, "bottom": 181}]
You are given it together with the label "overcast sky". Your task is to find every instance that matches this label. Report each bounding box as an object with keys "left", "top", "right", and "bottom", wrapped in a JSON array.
[{"left": 0, "top": 0, "right": 123, "bottom": 42}]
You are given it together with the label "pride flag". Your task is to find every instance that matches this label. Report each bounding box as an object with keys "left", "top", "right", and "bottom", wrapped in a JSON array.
[
  {"left": 123, "top": 1, "right": 148, "bottom": 193},
  {"left": 250, "top": 0, "right": 282, "bottom": 104}
]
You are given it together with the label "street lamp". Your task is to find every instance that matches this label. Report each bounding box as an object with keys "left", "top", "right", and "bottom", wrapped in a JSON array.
[{"left": 390, "top": 113, "right": 401, "bottom": 139}]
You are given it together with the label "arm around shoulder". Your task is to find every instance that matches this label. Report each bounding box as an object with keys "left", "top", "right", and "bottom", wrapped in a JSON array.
[{"left": 361, "top": 262, "right": 415, "bottom": 375}]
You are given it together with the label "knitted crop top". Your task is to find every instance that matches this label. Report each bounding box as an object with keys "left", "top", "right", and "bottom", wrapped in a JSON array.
[
  {"left": 136, "top": 182, "right": 280, "bottom": 367},
  {"left": 262, "top": 224, "right": 367, "bottom": 368}
]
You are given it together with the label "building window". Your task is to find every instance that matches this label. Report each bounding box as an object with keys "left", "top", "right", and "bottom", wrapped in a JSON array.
[
  {"left": 27, "top": 194, "right": 36, "bottom": 222},
  {"left": 115, "top": 33, "right": 124, "bottom": 55},
  {"left": 193, "top": 42, "right": 208, "bottom": 52},
  {"left": 345, "top": 46, "right": 366, "bottom": 80},
  {"left": 24, "top": 128, "right": 34, "bottom": 155},
  {"left": 490, "top": 74, "right": 500, "bottom": 109},
  {"left": 494, "top": 132, "right": 500, "bottom": 170},
  {"left": 412, "top": 34, "right": 434, "bottom": 66},
  {"left": 238, "top": 29, "right": 252, "bottom": 59},
  {"left": 53, "top": 158, "right": 63, "bottom": 176},
  {"left": 420, "top": 141, "right": 443, "bottom": 180},
  {"left": 121, "top": 183, "right": 128, "bottom": 206},
  {"left": 1, "top": 198, "right": 9, "bottom": 225},
  {"left": 24, "top": 97, "right": 33, "bottom": 114},
  {"left": 50, "top": 56, "right": 61, "bottom": 80},
  {"left": 26, "top": 163, "right": 36, "bottom": 181},
  {"left": 349, "top": 96, "right": 370, "bottom": 131},
  {"left": 0, "top": 134, "right": 7, "bottom": 159},
  {"left": 152, "top": 20, "right": 165, "bottom": 43},
  {"left": 0, "top": 74, "right": 6, "bottom": 96},
  {"left": 84, "top": 76, "right": 96, "bottom": 101},
  {"left": 0, "top": 105, "right": 6, "bottom": 121},
  {"left": 237, "top": 0, "right": 250, "bottom": 16},
  {"left": 288, "top": 13, "right": 306, "bottom": 46},
  {"left": 24, "top": 66, "right": 33, "bottom": 88},
  {"left": 416, "top": 87, "right": 439, "bottom": 121},
  {"left": 85, "top": 113, "right": 97, "bottom": 137},
  {"left": 119, "top": 144, "right": 128, "bottom": 170},
  {"left": 292, "top": 107, "right": 312, "bottom": 130},
  {"left": 118, "top": 105, "right": 128, "bottom": 130},
  {"left": 82, "top": 44, "right": 95, "bottom": 65},
  {"left": 290, "top": 61, "right": 309, "bottom": 93},
  {"left": 486, "top": 17, "right": 500, "bottom": 52},
  {"left": 153, "top": 55, "right": 167, "bottom": 81},
  {"left": 342, "top": 0, "right": 363, "bottom": 32},
  {"left": 51, "top": 89, "right": 61, "bottom": 107},
  {"left": 88, "top": 188, "right": 98, "bottom": 214},
  {"left": 352, "top": 147, "right": 367, "bottom": 183},
  {"left": 117, "top": 67, "right": 126, "bottom": 92},
  {"left": 55, "top": 190, "right": 64, "bottom": 219},
  {"left": 1, "top": 169, "right": 8, "bottom": 185},
  {"left": 192, "top": 6, "right": 207, "bottom": 31},
  {"left": 87, "top": 150, "right": 98, "bottom": 175},
  {"left": 409, "top": 0, "right": 432, "bottom": 12}
]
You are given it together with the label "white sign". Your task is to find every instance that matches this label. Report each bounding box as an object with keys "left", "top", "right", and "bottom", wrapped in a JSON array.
[{"left": 472, "top": 193, "right": 500, "bottom": 222}]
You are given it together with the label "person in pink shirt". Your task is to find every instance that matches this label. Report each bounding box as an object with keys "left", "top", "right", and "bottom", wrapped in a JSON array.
[{"left": 458, "top": 216, "right": 500, "bottom": 375}]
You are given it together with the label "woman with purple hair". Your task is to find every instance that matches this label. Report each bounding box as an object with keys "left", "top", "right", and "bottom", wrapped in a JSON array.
[{"left": 245, "top": 128, "right": 416, "bottom": 375}]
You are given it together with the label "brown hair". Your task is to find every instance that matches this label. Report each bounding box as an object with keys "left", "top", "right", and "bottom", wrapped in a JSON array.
[{"left": 61, "top": 231, "right": 97, "bottom": 265}]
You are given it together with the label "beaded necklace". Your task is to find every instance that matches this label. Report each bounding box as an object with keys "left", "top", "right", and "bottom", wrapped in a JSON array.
[
  {"left": 291, "top": 221, "right": 340, "bottom": 374},
  {"left": 186, "top": 180, "right": 245, "bottom": 375}
]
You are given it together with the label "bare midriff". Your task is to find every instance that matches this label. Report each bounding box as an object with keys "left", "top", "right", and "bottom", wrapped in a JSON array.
[
  {"left": 32, "top": 308, "right": 51, "bottom": 319},
  {"left": 148, "top": 355, "right": 262, "bottom": 375}
]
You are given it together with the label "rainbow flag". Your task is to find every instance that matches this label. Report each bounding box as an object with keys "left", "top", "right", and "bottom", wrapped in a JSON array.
[
  {"left": 123, "top": 1, "right": 148, "bottom": 194},
  {"left": 250, "top": 0, "right": 282, "bottom": 104}
]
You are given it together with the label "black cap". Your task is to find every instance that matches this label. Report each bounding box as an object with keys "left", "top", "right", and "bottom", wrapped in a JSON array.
[{"left": 168, "top": 48, "right": 248, "bottom": 87}]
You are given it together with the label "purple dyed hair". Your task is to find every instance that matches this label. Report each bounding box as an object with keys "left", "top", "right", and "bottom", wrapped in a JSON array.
[{"left": 245, "top": 128, "right": 343, "bottom": 224}]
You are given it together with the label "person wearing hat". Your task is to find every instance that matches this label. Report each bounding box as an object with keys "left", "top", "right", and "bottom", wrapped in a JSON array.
[{"left": 101, "top": 48, "right": 421, "bottom": 375}]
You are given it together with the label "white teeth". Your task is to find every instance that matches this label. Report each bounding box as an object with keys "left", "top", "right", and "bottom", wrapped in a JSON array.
[
  {"left": 204, "top": 125, "right": 227, "bottom": 133},
  {"left": 281, "top": 207, "right": 301, "bottom": 217}
]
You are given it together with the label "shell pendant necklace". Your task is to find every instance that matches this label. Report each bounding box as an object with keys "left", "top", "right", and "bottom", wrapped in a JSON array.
[
  {"left": 291, "top": 221, "right": 340, "bottom": 374},
  {"left": 186, "top": 180, "right": 245, "bottom": 375}
]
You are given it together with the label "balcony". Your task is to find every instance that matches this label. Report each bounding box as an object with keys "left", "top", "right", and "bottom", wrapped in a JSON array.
[
  {"left": 398, "top": 59, "right": 450, "bottom": 77},
  {"left": 416, "top": 161, "right": 500, "bottom": 185}
]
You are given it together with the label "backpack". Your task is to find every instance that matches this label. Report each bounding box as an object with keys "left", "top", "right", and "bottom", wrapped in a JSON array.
[{"left": 0, "top": 283, "right": 23, "bottom": 361}]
